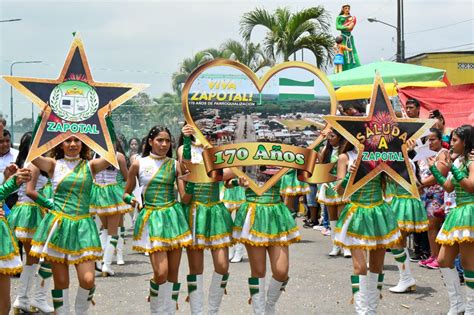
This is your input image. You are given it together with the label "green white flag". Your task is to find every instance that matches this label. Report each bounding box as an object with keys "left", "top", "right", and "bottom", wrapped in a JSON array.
[{"left": 278, "top": 78, "right": 315, "bottom": 101}]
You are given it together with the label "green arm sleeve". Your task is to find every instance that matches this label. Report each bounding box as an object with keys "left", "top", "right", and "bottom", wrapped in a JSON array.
[
  {"left": 336, "top": 16, "right": 348, "bottom": 31},
  {"left": 0, "top": 177, "right": 19, "bottom": 201},
  {"left": 183, "top": 136, "right": 192, "bottom": 160},
  {"left": 35, "top": 194, "right": 54, "bottom": 210}
]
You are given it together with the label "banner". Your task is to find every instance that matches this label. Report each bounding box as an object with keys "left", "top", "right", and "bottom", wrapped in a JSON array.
[{"left": 182, "top": 60, "right": 337, "bottom": 195}]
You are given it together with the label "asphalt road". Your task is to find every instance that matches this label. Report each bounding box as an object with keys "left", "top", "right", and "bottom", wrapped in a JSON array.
[{"left": 11, "top": 217, "right": 452, "bottom": 314}]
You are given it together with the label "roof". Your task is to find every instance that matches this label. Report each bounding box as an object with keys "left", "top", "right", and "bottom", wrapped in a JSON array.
[{"left": 406, "top": 51, "right": 474, "bottom": 62}]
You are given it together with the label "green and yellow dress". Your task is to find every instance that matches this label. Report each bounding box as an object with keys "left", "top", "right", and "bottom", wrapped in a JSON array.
[
  {"left": 133, "top": 154, "right": 192, "bottom": 252},
  {"left": 279, "top": 169, "right": 310, "bottom": 197},
  {"left": 334, "top": 174, "right": 401, "bottom": 250},
  {"left": 8, "top": 166, "right": 51, "bottom": 242},
  {"left": 318, "top": 147, "right": 346, "bottom": 206},
  {"left": 31, "top": 157, "right": 102, "bottom": 264},
  {"left": 0, "top": 177, "right": 23, "bottom": 275},
  {"left": 436, "top": 160, "right": 474, "bottom": 245},
  {"left": 221, "top": 183, "right": 246, "bottom": 212},
  {"left": 186, "top": 182, "right": 234, "bottom": 249},
  {"left": 390, "top": 180, "right": 428, "bottom": 233},
  {"left": 233, "top": 182, "right": 300, "bottom": 246},
  {"left": 90, "top": 167, "right": 131, "bottom": 216}
]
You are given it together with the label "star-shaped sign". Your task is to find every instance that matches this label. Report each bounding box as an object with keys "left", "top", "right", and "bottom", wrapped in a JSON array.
[
  {"left": 3, "top": 35, "right": 148, "bottom": 167},
  {"left": 324, "top": 74, "right": 434, "bottom": 199}
]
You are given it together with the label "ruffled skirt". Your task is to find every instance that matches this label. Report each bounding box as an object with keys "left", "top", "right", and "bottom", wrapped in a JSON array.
[
  {"left": 391, "top": 196, "right": 429, "bottom": 232},
  {"left": 90, "top": 183, "right": 132, "bottom": 216},
  {"left": 436, "top": 202, "right": 474, "bottom": 245},
  {"left": 233, "top": 201, "right": 300, "bottom": 246},
  {"left": 0, "top": 218, "right": 22, "bottom": 275},
  {"left": 7, "top": 202, "right": 46, "bottom": 242}
]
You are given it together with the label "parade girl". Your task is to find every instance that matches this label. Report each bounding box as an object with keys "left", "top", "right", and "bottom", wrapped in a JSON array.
[
  {"left": 387, "top": 139, "right": 429, "bottom": 293},
  {"left": 30, "top": 136, "right": 112, "bottom": 314},
  {"left": 8, "top": 132, "right": 54, "bottom": 313},
  {"left": 90, "top": 140, "right": 131, "bottom": 276},
  {"left": 0, "top": 165, "right": 31, "bottom": 315},
  {"left": 317, "top": 128, "right": 350, "bottom": 257},
  {"left": 429, "top": 124, "right": 474, "bottom": 314},
  {"left": 418, "top": 128, "right": 450, "bottom": 270},
  {"left": 233, "top": 166, "right": 300, "bottom": 315},
  {"left": 335, "top": 149, "right": 401, "bottom": 314},
  {"left": 280, "top": 169, "right": 310, "bottom": 218},
  {"left": 178, "top": 124, "right": 234, "bottom": 315},
  {"left": 123, "top": 125, "right": 192, "bottom": 314},
  {"left": 221, "top": 184, "right": 246, "bottom": 263}
]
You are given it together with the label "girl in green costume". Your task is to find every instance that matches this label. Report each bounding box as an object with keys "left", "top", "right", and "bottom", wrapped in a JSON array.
[
  {"left": 233, "top": 168, "right": 300, "bottom": 315},
  {"left": 0, "top": 165, "right": 31, "bottom": 315},
  {"left": 280, "top": 169, "right": 310, "bottom": 218},
  {"left": 336, "top": 4, "right": 360, "bottom": 71},
  {"left": 8, "top": 132, "right": 54, "bottom": 313},
  {"left": 178, "top": 125, "right": 234, "bottom": 315},
  {"left": 123, "top": 126, "right": 192, "bottom": 315},
  {"left": 335, "top": 149, "right": 401, "bottom": 314},
  {"left": 30, "top": 137, "right": 113, "bottom": 315},
  {"left": 429, "top": 125, "right": 474, "bottom": 314},
  {"left": 317, "top": 128, "right": 350, "bottom": 257}
]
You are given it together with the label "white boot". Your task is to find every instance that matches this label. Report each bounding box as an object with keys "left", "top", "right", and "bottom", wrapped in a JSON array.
[
  {"left": 208, "top": 272, "right": 229, "bottom": 315},
  {"left": 367, "top": 272, "right": 383, "bottom": 315},
  {"left": 441, "top": 268, "right": 466, "bottom": 315},
  {"left": 265, "top": 277, "right": 288, "bottom": 315},
  {"left": 389, "top": 248, "right": 416, "bottom": 293},
  {"left": 328, "top": 220, "right": 341, "bottom": 256},
  {"left": 351, "top": 275, "right": 368, "bottom": 315},
  {"left": 187, "top": 274, "right": 204, "bottom": 315},
  {"left": 248, "top": 277, "right": 265, "bottom": 315},
  {"left": 165, "top": 282, "right": 180, "bottom": 315},
  {"left": 97, "top": 229, "right": 108, "bottom": 270},
  {"left": 102, "top": 235, "right": 118, "bottom": 276},
  {"left": 116, "top": 226, "right": 125, "bottom": 265},
  {"left": 466, "top": 272, "right": 473, "bottom": 315},
  {"left": 13, "top": 264, "right": 37, "bottom": 312},
  {"left": 149, "top": 280, "right": 160, "bottom": 315},
  {"left": 75, "top": 286, "right": 94, "bottom": 315},
  {"left": 30, "top": 269, "right": 54, "bottom": 313},
  {"left": 52, "top": 288, "right": 70, "bottom": 315},
  {"left": 231, "top": 243, "right": 244, "bottom": 263},
  {"left": 343, "top": 248, "right": 352, "bottom": 258},
  {"left": 228, "top": 245, "right": 235, "bottom": 261}
]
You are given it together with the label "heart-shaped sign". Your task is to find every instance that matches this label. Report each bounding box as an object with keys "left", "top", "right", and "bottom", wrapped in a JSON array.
[{"left": 182, "top": 59, "right": 337, "bottom": 195}]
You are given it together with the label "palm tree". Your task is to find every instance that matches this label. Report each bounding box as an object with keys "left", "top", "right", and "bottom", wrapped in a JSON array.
[
  {"left": 240, "top": 6, "right": 334, "bottom": 69},
  {"left": 172, "top": 51, "right": 215, "bottom": 97},
  {"left": 220, "top": 39, "right": 274, "bottom": 72}
]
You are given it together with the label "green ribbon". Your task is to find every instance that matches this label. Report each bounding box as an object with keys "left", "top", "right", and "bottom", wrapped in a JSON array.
[
  {"left": 183, "top": 136, "right": 192, "bottom": 160},
  {"left": 35, "top": 194, "right": 54, "bottom": 210},
  {"left": 451, "top": 164, "right": 467, "bottom": 182},
  {"left": 429, "top": 165, "right": 446, "bottom": 186}
]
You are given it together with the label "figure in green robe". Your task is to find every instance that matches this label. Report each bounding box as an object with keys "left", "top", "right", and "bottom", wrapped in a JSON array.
[{"left": 336, "top": 4, "right": 361, "bottom": 71}]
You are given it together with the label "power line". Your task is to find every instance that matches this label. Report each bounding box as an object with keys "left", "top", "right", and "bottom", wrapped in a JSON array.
[{"left": 406, "top": 18, "right": 474, "bottom": 35}]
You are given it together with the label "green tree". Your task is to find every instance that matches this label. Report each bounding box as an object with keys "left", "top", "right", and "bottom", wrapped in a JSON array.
[
  {"left": 172, "top": 51, "right": 215, "bottom": 97},
  {"left": 240, "top": 6, "right": 334, "bottom": 68},
  {"left": 220, "top": 39, "right": 274, "bottom": 72}
]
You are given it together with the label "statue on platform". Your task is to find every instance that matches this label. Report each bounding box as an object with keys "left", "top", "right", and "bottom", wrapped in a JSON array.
[{"left": 336, "top": 4, "right": 360, "bottom": 71}]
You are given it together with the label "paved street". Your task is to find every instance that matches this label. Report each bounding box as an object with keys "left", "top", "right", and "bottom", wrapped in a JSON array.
[{"left": 11, "top": 218, "right": 452, "bottom": 314}]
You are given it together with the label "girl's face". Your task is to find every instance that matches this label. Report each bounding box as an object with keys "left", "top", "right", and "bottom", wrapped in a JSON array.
[
  {"left": 450, "top": 133, "right": 465, "bottom": 155},
  {"left": 428, "top": 132, "right": 442, "bottom": 151},
  {"left": 343, "top": 6, "right": 350, "bottom": 15},
  {"left": 129, "top": 139, "right": 139, "bottom": 152},
  {"left": 61, "top": 137, "right": 82, "bottom": 157},
  {"left": 149, "top": 131, "right": 171, "bottom": 156},
  {"left": 328, "top": 132, "right": 341, "bottom": 146}
]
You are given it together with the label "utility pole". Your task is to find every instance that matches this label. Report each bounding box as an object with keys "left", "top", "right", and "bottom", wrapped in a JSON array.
[{"left": 397, "top": 0, "right": 405, "bottom": 62}]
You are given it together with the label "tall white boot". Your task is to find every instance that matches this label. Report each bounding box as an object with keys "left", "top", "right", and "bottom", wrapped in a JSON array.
[
  {"left": 75, "top": 286, "right": 95, "bottom": 315},
  {"left": 150, "top": 280, "right": 169, "bottom": 315},
  {"left": 102, "top": 235, "right": 118, "bottom": 276},
  {"left": 116, "top": 226, "right": 125, "bottom": 265},
  {"left": 187, "top": 274, "right": 204, "bottom": 315},
  {"left": 441, "top": 267, "right": 466, "bottom": 315},
  {"left": 165, "top": 282, "right": 180, "bottom": 315},
  {"left": 231, "top": 243, "right": 244, "bottom": 263},
  {"left": 30, "top": 262, "right": 54, "bottom": 313},
  {"left": 228, "top": 245, "right": 235, "bottom": 261},
  {"left": 248, "top": 277, "right": 265, "bottom": 315},
  {"left": 96, "top": 229, "right": 108, "bottom": 270},
  {"left": 465, "top": 269, "right": 474, "bottom": 314},
  {"left": 389, "top": 248, "right": 416, "bottom": 293},
  {"left": 208, "top": 272, "right": 229, "bottom": 315},
  {"left": 265, "top": 277, "right": 288, "bottom": 315},
  {"left": 367, "top": 272, "right": 383, "bottom": 315},
  {"left": 351, "top": 274, "right": 368, "bottom": 315},
  {"left": 13, "top": 264, "right": 37, "bottom": 312},
  {"left": 52, "top": 288, "right": 70, "bottom": 315},
  {"left": 328, "top": 220, "right": 341, "bottom": 256}
]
